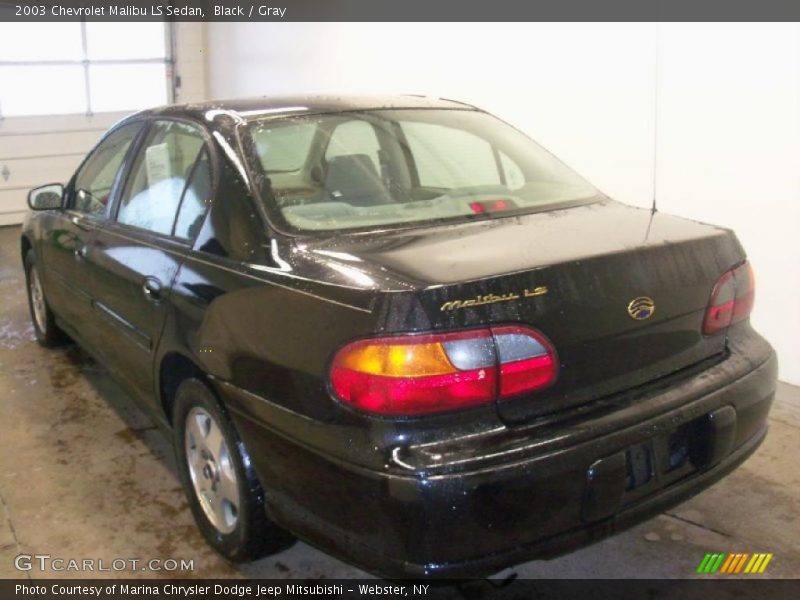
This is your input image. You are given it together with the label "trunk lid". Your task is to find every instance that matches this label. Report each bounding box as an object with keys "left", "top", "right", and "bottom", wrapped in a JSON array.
[{"left": 306, "top": 201, "right": 745, "bottom": 422}]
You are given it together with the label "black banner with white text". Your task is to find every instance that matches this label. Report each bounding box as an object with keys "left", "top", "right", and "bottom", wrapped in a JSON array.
[{"left": 4, "top": 0, "right": 800, "bottom": 22}]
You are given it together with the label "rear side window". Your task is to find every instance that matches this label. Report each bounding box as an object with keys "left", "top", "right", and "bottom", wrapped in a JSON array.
[
  {"left": 116, "top": 120, "right": 208, "bottom": 237},
  {"left": 72, "top": 122, "right": 142, "bottom": 217}
]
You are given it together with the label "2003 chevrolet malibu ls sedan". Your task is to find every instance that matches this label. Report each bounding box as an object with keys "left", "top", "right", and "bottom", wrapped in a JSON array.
[{"left": 21, "top": 95, "right": 776, "bottom": 578}]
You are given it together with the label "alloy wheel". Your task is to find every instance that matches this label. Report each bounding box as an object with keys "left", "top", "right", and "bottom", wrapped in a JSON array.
[
  {"left": 29, "top": 266, "right": 47, "bottom": 334},
  {"left": 184, "top": 407, "right": 240, "bottom": 534}
]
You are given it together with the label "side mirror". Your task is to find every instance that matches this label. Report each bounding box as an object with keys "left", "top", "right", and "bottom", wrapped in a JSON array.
[{"left": 28, "top": 184, "right": 64, "bottom": 211}]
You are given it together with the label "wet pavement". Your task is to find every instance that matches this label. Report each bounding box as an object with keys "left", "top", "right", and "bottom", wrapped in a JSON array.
[{"left": 1, "top": 224, "right": 798, "bottom": 581}]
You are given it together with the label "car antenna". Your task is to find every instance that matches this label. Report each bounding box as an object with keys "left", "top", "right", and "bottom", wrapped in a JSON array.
[{"left": 651, "top": 25, "right": 660, "bottom": 215}]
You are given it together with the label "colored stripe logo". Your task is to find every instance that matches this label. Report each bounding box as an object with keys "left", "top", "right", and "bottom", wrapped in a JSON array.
[{"left": 697, "top": 552, "right": 773, "bottom": 574}]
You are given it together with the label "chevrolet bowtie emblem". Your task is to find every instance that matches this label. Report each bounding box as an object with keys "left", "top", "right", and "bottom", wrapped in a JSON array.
[{"left": 627, "top": 296, "right": 655, "bottom": 320}]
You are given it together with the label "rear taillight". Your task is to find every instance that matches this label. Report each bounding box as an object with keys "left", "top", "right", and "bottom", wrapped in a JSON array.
[
  {"left": 329, "top": 326, "right": 557, "bottom": 416},
  {"left": 493, "top": 326, "right": 557, "bottom": 398},
  {"left": 703, "top": 262, "right": 755, "bottom": 335}
]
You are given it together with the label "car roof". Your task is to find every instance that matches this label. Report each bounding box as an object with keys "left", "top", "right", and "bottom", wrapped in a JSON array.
[{"left": 137, "top": 94, "right": 481, "bottom": 124}]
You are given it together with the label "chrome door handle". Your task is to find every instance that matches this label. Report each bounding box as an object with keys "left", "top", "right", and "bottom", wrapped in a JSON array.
[{"left": 142, "top": 277, "right": 163, "bottom": 301}]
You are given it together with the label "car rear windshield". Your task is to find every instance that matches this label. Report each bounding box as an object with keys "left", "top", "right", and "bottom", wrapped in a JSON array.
[{"left": 245, "top": 108, "right": 600, "bottom": 233}]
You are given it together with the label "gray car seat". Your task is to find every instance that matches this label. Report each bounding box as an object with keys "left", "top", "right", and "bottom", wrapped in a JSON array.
[{"left": 324, "top": 154, "right": 392, "bottom": 206}]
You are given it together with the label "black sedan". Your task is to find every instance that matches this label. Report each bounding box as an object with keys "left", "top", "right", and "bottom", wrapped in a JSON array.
[{"left": 20, "top": 95, "right": 776, "bottom": 578}]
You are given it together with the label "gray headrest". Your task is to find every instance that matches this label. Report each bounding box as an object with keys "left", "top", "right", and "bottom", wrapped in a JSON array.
[{"left": 324, "top": 154, "right": 391, "bottom": 206}]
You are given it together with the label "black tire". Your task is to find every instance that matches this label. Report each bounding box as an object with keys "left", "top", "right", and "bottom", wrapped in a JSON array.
[
  {"left": 24, "top": 250, "right": 68, "bottom": 347},
  {"left": 172, "top": 377, "right": 294, "bottom": 562}
]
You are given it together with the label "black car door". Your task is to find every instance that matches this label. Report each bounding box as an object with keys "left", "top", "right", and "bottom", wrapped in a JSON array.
[
  {"left": 38, "top": 122, "right": 144, "bottom": 339},
  {"left": 87, "top": 119, "right": 213, "bottom": 409}
]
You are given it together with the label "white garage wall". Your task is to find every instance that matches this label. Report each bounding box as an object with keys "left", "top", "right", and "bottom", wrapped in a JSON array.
[
  {"left": 208, "top": 23, "right": 659, "bottom": 206},
  {"left": 206, "top": 22, "right": 800, "bottom": 384},
  {"left": 656, "top": 24, "right": 800, "bottom": 387}
]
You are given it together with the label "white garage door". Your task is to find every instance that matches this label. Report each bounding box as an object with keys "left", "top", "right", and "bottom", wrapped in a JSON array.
[
  {"left": 0, "top": 22, "right": 174, "bottom": 226},
  {"left": 0, "top": 113, "right": 132, "bottom": 225}
]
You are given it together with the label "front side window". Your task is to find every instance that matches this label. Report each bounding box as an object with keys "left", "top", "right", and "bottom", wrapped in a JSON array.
[
  {"left": 117, "top": 120, "right": 208, "bottom": 237},
  {"left": 245, "top": 109, "right": 599, "bottom": 233},
  {"left": 72, "top": 122, "right": 142, "bottom": 217}
]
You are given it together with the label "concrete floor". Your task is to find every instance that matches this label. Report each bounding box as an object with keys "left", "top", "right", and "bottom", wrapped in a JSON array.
[{"left": 0, "top": 224, "right": 798, "bottom": 581}]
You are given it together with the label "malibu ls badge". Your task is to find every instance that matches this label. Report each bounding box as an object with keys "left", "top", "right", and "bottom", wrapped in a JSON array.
[{"left": 440, "top": 286, "right": 548, "bottom": 312}]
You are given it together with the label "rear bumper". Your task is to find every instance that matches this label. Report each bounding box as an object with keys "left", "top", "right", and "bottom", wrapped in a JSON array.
[
  {"left": 406, "top": 417, "right": 768, "bottom": 578},
  {"left": 222, "top": 328, "right": 777, "bottom": 579}
]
